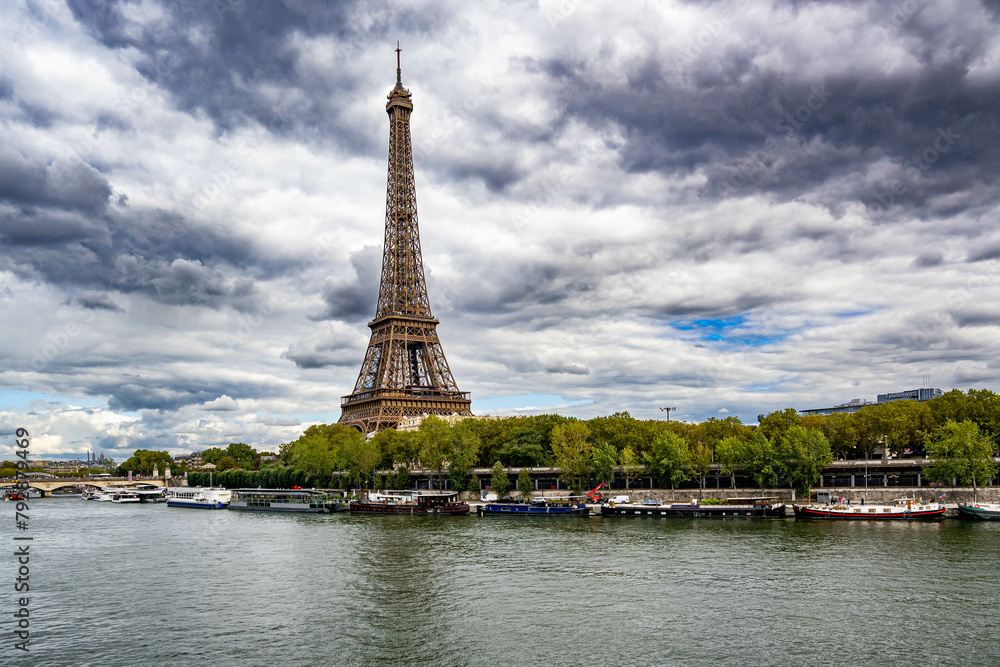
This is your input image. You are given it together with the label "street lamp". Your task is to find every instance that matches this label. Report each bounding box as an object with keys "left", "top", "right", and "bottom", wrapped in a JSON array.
[{"left": 660, "top": 407, "right": 677, "bottom": 421}]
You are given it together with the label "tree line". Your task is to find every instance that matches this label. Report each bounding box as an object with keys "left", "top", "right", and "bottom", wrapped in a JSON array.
[{"left": 165, "top": 388, "right": 1000, "bottom": 495}]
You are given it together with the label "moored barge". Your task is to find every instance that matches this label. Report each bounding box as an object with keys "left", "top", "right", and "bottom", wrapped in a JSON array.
[
  {"left": 229, "top": 488, "right": 349, "bottom": 513},
  {"left": 955, "top": 502, "right": 1000, "bottom": 521},
  {"left": 478, "top": 496, "right": 589, "bottom": 516},
  {"left": 350, "top": 491, "right": 470, "bottom": 515},
  {"left": 601, "top": 496, "right": 785, "bottom": 518},
  {"left": 792, "top": 497, "right": 945, "bottom": 520}
]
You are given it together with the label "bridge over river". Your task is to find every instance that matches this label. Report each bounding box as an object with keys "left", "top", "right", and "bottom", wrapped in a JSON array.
[{"left": 1, "top": 476, "right": 180, "bottom": 497}]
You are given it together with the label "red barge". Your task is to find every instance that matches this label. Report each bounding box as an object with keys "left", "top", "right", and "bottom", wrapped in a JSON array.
[
  {"left": 350, "top": 491, "right": 470, "bottom": 515},
  {"left": 793, "top": 497, "right": 945, "bottom": 520}
]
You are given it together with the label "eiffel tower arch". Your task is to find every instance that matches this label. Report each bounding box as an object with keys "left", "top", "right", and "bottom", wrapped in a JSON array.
[{"left": 339, "top": 48, "right": 472, "bottom": 436}]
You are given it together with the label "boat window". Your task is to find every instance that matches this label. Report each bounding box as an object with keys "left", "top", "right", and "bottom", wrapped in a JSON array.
[
  {"left": 882, "top": 508, "right": 890, "bottom": 512},
  {"left": 868, "top": 508, "right": 876, "bottom": 513}
]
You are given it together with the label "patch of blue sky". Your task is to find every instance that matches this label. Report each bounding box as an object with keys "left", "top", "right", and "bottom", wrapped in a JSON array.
[
  {"left": 671, "top": 316, "right": 744, "bottom": 332},
  {"left": 743, "top": 381, "right": 793, "bottom": 392},
  {"left": 281, "top": 411, "right": 341, "bottom": 423},
  {"left": 699, "top": 333, "right": 787, "bottom": 347},
  {"left": 474, "top": 393, "right": 592, "bottom": 413},
  {"left": 833, "top": 309, "right": 875, "bottom": 318},
  {"left": 670, "top": 315, "right": 786, "bottom": 347},
  {"left": 0, "top": 390, "right": 107, "bottom": 411}
]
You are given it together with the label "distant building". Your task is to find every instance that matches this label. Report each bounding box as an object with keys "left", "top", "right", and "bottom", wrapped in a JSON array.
[
  {"left": 877, "top": 388, "right": 943, "bottom": 404},
  {"left": 800, "top": 388, "right": 942, "bottom": 417},
  {"left": 799, "top": 398, "right": 875, "bottom": 417},
  {"left": 173, "top": 452, "right": 203, "bottom": 467},
  {"left": 395, "top": 414, "right": 502, "bottom": 432}
]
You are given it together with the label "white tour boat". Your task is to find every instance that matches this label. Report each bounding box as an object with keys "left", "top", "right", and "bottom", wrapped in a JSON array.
[{"left": 166, "top": 487, "right": 232, "bottom": 509}]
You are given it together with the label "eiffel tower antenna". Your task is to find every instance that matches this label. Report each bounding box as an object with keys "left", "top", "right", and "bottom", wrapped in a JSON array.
[
  {"left": 395, "top": 41, "right": 402, "bottom": 85},
  {"left": 339, "top": 48, "right": 472, "bottom": 435}
]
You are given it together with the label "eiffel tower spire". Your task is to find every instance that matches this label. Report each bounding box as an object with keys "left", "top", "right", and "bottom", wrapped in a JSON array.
[{"left": 339, "top": 48, "right": 472, "bottom": 435}]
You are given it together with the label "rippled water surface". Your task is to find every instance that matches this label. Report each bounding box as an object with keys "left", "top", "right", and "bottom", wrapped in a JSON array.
[{"left": 7, "top": 499, "right": 1000, "bottom": 666}]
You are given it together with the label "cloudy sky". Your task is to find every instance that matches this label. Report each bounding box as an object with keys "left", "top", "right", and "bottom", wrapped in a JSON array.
[{"left": 3, "top": 0, "right": 1000, "bottom": 460}]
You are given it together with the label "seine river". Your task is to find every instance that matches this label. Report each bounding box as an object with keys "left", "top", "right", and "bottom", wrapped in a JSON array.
[{"left": 6, "top": 498, "right": 999, "bottom": 666}]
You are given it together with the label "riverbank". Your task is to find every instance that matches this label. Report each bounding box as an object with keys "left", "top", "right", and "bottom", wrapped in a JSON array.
[{"left": 474, "top": 486, "right": 1000, "bottom": 504}]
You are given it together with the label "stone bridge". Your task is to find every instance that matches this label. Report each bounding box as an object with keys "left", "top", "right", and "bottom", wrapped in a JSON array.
[{"left": 1, "top": 476, "right": 180, "bottom": 497}]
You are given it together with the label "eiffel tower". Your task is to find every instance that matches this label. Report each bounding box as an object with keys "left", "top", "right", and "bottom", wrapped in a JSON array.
[{"left": 339, "top": 47, "right": 472, "bottom": 435}]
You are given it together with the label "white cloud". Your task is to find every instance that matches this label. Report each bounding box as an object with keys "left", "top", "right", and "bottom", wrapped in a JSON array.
[{"left": 2, "top": 0, "right": 1000, "bottom": 457}]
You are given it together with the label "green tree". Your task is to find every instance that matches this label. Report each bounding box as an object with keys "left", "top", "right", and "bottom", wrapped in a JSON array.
[
  {"left": 715, "top": 436, "right": 744, "bottom": 488},
  {"left": 744, "top": 431, "right": 780, "bottom": 488},
  {"left": 855, "top": 401, "right": 935, "bottom": 458},
  {"left": 642, "top": 431, "right": 691, "bottom": 490},
  {"left": 517, "top": 468, "right": 533, "bottom": 501},
  {"left": 776, "top": 426, "right": 832, "bottom": 494},
  {"left": 467, "top": 472, "right": 480, "bottom": 496},
  {"left": 491, "top": 461, "right": 510, "bottom": 498},
  {"left": 225, "top": 442, "right": 261, "bottom": 469},
  {"left": 343, "top": 437, "right": 382, "bottom": 491},
  {"left": 550, "top": 422, "right": 593, "bottom": 494},
  {"left": 371, "top": 428, "right": 422, "bottom": 468},
  {"left": 928, "top": 389, "right": 1000, "bottom": 445},
  {"left": 117, "top": 449, "right": 173, "bottom": 476},
  {"left": 286, "top": 434, "right": 338, "bottom": 479},
  {"left": 692, "top": 416, "right": 752, "bottom": 452},
  {"left": 590, "top": 441, "right": 617, "bottom": 487},
  {"left": 925, "top": 420, "right": 999, "bottom": 500},
  {"left": 756, "top": 408, "right": 800, "bottom": 443},
  {"left": 387, "top": 465, "right": 411, "bottom": 491},
  {"left": 586, "top": 412, "right": 656, "bottom": 456},
  {"left": 818, "top": 412, "right": 860, "bottom": 459},
  {"left": 690, "top": 440, "right": 712, "bottom": 489},
  {"left": 216, "top": 456, "right": 236, "bottom": 471},
  {"left": 447, "top": 420, "right": 481, "bottom": 491},
  {"left": 619, "top": 446, "right": 640, "bottom": 491},
  {"left": 201, "top": 447, "right": 225, "bottom": 465},
  {"left": 418, "top": 416, "right": 451, "bottom": 490}
]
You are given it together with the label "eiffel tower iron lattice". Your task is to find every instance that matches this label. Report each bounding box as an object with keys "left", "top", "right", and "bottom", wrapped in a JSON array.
[{"left": 339, "top": 47, "right": 472, "bottom": 435}]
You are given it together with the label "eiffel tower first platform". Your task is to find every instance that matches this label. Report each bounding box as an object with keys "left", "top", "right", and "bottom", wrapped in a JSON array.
[{"left": 338, "top": 48, "right": 472, "bottom": 435}]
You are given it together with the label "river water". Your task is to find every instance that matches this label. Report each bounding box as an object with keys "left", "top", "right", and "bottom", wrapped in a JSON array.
[{"left": 5, "top": 498, "right": 999, "bottom": 666}]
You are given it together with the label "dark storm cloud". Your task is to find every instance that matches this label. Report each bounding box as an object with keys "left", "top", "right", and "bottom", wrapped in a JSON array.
[
  {"left": 454, "top": 261, "right": 590, "bottom": 316},
  {"left": 312, "top": 245, "right": 381, "bottom": 320},
  {"left": 71, "top": 291, "right": 124, "bottom": 312},
  {"left": 282, "top": 335, "right": 363, "bottom": 369},
  {"left": 525, "top": 5, "right": 1000, "bottom": 217},
  {"left": 102, "top": 377, "right": 277, "bottom": 412},
  {"left": 64, "top": 0, "right": 456, "bottom": 154},
  {"left": 0, "top": 146, "right": 111, "bottom": 213},
  {"left": 967, "top": 243, "right": 1000, "bottom": 262},
  {"left": 911, "top": 251, "right": 944, "bottom": 268},
  {"left": 0, "top": 142, "right": 265, "bottom": 310},
  {"left": 545, "top": 362, "right": 590, "bottom": 375}
]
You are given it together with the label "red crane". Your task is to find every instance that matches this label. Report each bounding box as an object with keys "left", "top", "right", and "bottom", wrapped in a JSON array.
[{"left": 586, "top": 482, "right": 607, "bottom": 503}]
